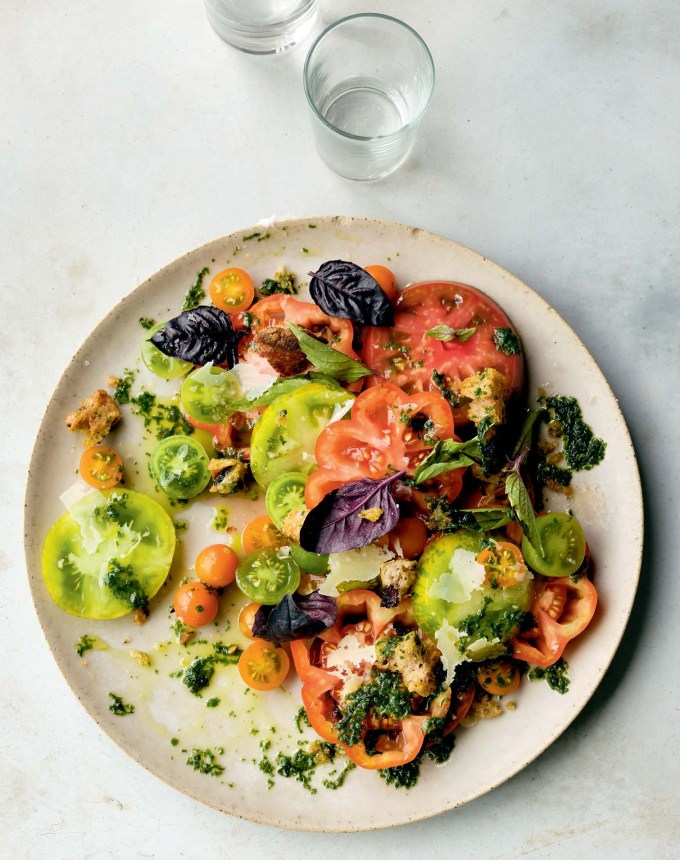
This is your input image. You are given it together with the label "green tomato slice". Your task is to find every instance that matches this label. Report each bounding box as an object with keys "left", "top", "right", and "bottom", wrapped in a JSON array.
[
  {"left": 412, "top": 531, "right": 534, "bottom": 659},
  {"left": 150, "top": 435, "right": 210, "bottom": 499},
  {"left": 265, "top": 471, "right": 307, "bottom": 529},
  {"left": 180, "top": 365, "right": 241, "bottom": 427},
  {"left": 250, "top": 382, "right": 354, "bottom": 489},
  {"left": 42, "top": 489, "right": 176, "bottom": 618},
  {"left": 521, "top": 512, "right": 586, "bottom": 577},
  {"left": 141, "top": 323, "right": 193, "bottom": 380},
  {"left": 289, "top": 542, "right": 329, "bottom": 575},
  {"left": 235, "top": 548, "right": 301, "bottom": 605}
]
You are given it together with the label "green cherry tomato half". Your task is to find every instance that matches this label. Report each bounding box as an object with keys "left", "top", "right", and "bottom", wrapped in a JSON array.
[
  {"left": 521, "top": 512, "right": 586, "bottom": 577},
  {"left": 265, "top": 471, "right": 307, "bottom": 529},
  {"left": 42, "top": 489, "right": 176, "bottom": 618},
  {"left": 180, "top": 364, "right": 241, "bottom": 428},
  {"left": 141, "top": 323, "right": 193, "bottom": 380},
  {"left": 289, "top": 542, "right": 329, "bottom": 575},
  {"left": 150, "top": 435, "right": 210, "bottom": 500},
  {"left": 235, "top": 548, "right": 301, "bottom": 605}
]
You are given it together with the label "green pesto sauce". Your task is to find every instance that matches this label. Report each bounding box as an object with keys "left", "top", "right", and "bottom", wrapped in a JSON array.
[
  {"left": 335, "top": 671, "right": 412, "bottom": 747},
  {"left": 112, "top": 370, "right": 135, "bottom": 405},
  {"left": 104, "top": 559, "right": 148, "bottom": 611},
  {"left": 528, "top": 658, "right": 570, "bottom": 694},
  {"left": 259, "top": 271, "right": 298, "bottom": 297},
  {"left": 541, "top": 395, "right": 606, "bottom": 471},
  {"left": 181, "top": 643, "right": 243, "bottom": 696},
  {"left": 378, "top": 730, "right": 455, "bottom": 790},
  {"left": 211, "top": 506, "right": 230, "bottom": 532},
  {"left": 108, "top": 692, "right": 135, "bottom": 716},
  {"left": 295, "top": 706, "right": 311, "bottom": 733},
  {"left": 493, "top": 327, "right": 522, "bottom": 355},
  {"left": 206, "top": 697, "right": 220, "bottom": 708},
  {"left": 131, "top": 391, "right": 194, "bottom": 440},
  {"left": 186, "top": 747, "right": 225, "bottom": 777},
  {"left": 457, "top": 597, "right": 533, "bottom": 654},
  {"left": 74, "top": 633, "right": 108, "bottom": 657},
  {"left": 139, "top": 316, "right": 156, "bottom": 330},
  {"left": 274, "top": 742, "right": 338, "bottom": 794},
  {"left": 182, "top": 267, "right": 210, "bottom": 311}
]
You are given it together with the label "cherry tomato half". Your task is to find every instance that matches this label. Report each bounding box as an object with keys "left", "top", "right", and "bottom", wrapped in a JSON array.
[
  {"left": 242, "top": 514, "right": 286, "bottom": 555},
  {"left": 79, "top": 445, "right": 124, "bottom": 490},
  {"left": 238, "top": 640, "right": 290, "bottom": 691},
  {"left": 476, "top": 660, "right": 520, "bottom": 696},
  {"left": 238, "top": 602, "right": 261, "bottom": 639},
  {"left": 195, "top": 544, "right": 239, "bottom": 588},
  {"left": 210, "top": 267, "right": 255, "bottom": 314},
  {"left": 173, "top": 582, "right": 219, "bottom": 628},
  {"left": 364, "top": 265, "right": 397, "bottom": 302},
  {"left": 476, "top": 541, "right": 529, "bottom": 588},
  {"left": 388, "top": 517, "right": 428, "bottom": 560}
]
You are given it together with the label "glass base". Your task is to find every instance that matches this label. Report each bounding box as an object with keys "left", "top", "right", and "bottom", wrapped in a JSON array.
[{"left": 204, "top": 1, "right": 318, "bottom": 54}]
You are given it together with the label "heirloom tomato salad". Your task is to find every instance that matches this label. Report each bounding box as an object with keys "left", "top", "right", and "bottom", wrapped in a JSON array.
[{"left": 43, "top": 257, "right": 606, "bottom": 790}]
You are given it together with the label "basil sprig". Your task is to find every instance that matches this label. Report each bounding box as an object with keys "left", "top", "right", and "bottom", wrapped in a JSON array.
[
  {"left": 425, "top": 326, "right": 476, "bottom": 343},
  {"left": 413, "top": 437, "right": 483, "bottom": 484},
  {"left": 287, "top": 323, "right": 373, "bottom": 383}
]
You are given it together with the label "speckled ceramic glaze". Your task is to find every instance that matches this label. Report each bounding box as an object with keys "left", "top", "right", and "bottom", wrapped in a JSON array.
[{"left": 24, "top": 216, "right": 643, "bottom": 831}]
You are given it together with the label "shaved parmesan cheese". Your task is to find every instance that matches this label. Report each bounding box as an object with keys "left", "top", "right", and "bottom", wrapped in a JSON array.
[
  {"left": 230, "top": 362, "right": 277, "bottom": 394},
  {"left": 324, "top": 634, "right": 376, "bottom": 679},
  {"left": 328, "top": 398, "right": 355, "bottom": 425},
  {"left": 319, "top": 545, "right": 394, "bottom": 597},
  {"left": 434, "top": 619, "right": 468, "bottom": 687},
  {"left": 429, "top": 549, "right": 486, "bottom": 604}
]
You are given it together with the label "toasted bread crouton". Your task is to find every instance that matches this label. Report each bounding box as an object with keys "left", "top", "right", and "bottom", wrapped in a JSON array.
[
  {"left": 280, "top": 508, "right": 306, "bottom": 544},
  {"left": 65, "top": 389, "right": 121, "bottom": 447},
  {"left": 459, "top": 367, "right": 508, "bottom": 429},
  {"left": 375, "top": 631, "right": 440, "bottom": 698},
  {"left": 379, "top": 558, "right": 417, "bottom": 608},
  {"left": 252, "top": 325, "right": 310, "bottom": 377},
  {"left": 208, "top": 458, "right": 249, "bottom": 495}
]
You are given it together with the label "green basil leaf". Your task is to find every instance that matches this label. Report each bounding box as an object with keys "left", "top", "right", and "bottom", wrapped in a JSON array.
[
  {"left": 505, "top": 471, "right": 543, "bottom": 556},
  {"left": 288, "top": 323, "right": 373, "bottom": 382},
  {"left": 414, "top": 437, "right": 482, "bottom": 484},
  {"left": 427, "top": 503, "right": 513, "bottom": 533},
  {"left": 425, "top": 325, "right": 476, "bottom": 343},
  {"left": 512, "top": 409, "right": 542, "bottom": 457}
]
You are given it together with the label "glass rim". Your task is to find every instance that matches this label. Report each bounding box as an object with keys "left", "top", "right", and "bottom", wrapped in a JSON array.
[{"left": 303, "top": 12, "right": 435, "bottom": 142}]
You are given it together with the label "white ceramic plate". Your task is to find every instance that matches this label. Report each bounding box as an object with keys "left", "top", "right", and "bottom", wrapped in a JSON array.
[{"left": 25, "top": 216, "right": 643, "bottom": 831}]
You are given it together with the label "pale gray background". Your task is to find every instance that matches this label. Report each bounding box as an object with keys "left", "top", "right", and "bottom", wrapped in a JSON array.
[{"left": 2, "top": 1, "right": 679, "bottom": 857}]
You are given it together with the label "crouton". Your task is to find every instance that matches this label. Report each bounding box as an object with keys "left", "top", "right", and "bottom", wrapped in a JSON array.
[
  {"left": 379, "top": 558, "right": 417, "bottom": 608},
  {"left": 459, "top": 367, "right": 508, "bottom": 429},
  {"left": 65, "top": 389, "right": 121, "bottom": 447},
  {"left": 208, "top": 458, "right": 249, "bottom": 495},
  {"left": 375, "top": 631, "right": 440, "bottom": 698},
  {"left": 280, "top": 508, "right": 306, "bottom": 544},
  {"left": 252, "top": 325, "right": 310, "bottom": 377}
]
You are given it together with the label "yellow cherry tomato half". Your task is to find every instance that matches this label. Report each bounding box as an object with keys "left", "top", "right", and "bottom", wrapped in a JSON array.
[
  {"left": 210, "top": 267, "right": 255, "bottom": 313},
  {"left": 242, "top": 514, "right": 286, "bottom": 555},
  {"left": 79, "top": 445, "right": 124, "bottom": 490},
  {"left": 238, "top": 602, "right": 261, "bottom": 639},
  {"left": 238, "top": 640, "right": 290, "bottom": 691},
  {"left": 195, "top": 544, "right": 239, "bottom": 588}
]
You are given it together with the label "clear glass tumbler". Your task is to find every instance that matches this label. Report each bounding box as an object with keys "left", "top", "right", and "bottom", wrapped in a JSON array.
[
  {"left": 204, "top": 0, "right": 318, "bottom": 54},
  {"left": 303, "top": 14, "right": 435, "bottom": 180}
]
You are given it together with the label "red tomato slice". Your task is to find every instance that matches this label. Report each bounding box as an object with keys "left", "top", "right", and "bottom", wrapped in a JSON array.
[{"left": 362, "top": 281, "right": 524, "bottom": 425}]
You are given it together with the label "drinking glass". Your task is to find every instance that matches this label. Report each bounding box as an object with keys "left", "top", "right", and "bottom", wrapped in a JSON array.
[
  {"left": 204, "top": 0, "right": 318, "bottom": 54},
  {"left": 303, "top": 14, "right": 435, "bottom": 180}
]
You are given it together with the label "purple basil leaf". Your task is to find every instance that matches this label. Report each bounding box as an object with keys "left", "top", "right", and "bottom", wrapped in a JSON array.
[
  {"left": 252, "top": 592, "right": 338, "bottom": 643},
  {"left": 300, "top": 471, "right": 405, "bottom": 554},
  {"left": 309, "top": 260, "right": 394, "bottom": 327},
  {"left": 150, "top": 305, "right": 245, "bottom": 368}
]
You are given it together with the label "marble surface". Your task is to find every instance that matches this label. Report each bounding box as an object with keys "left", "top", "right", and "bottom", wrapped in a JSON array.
[{"left": 2, "top": 0, "right": 679, "bottom": 857}]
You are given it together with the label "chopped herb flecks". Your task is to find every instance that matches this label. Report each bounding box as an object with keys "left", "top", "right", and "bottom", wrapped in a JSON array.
[
  {"left": 108, "top": 692, "right": 135, "bottom": 716},
  {"left": 182, "top": 267, "right": 210, "bottom": 311}
]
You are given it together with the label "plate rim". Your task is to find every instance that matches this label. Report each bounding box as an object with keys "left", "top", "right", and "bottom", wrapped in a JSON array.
[{"left": 24, "top": 214, "right": 644, "bottom": 831}]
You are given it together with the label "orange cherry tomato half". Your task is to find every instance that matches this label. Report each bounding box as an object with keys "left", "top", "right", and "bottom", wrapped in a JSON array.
[
  {"left": 238, "top": 602, "right": 261, "bottom": 639},
  {"left": 364, "top": 265, "right": 397, "bottom": 302},
  {"left": 476, "top": 541, "right": 529, "bottom": 588},
  {"left": 195, "top": 544, "right": 239, "bottom": 589},
  {"left": 79, "top": 445, "right": 124, "bottom": 490},
  {"left": 242, "top": 514, "right": 286, "bottom": 555},
  {"left": 476, "top": 660, "right": 521, "bottom": 696},
  {"left": 238, "top": 640, "right": 290, "bottom": 691},
  {"left": 388, "top": 517, "right": 428, "bottom": 560},
  {"left": 210, "top": 267, "right": 255, "bottom": 314},
  {"left": 173, "top": 582, "right": 219, "bottom": 628}
]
